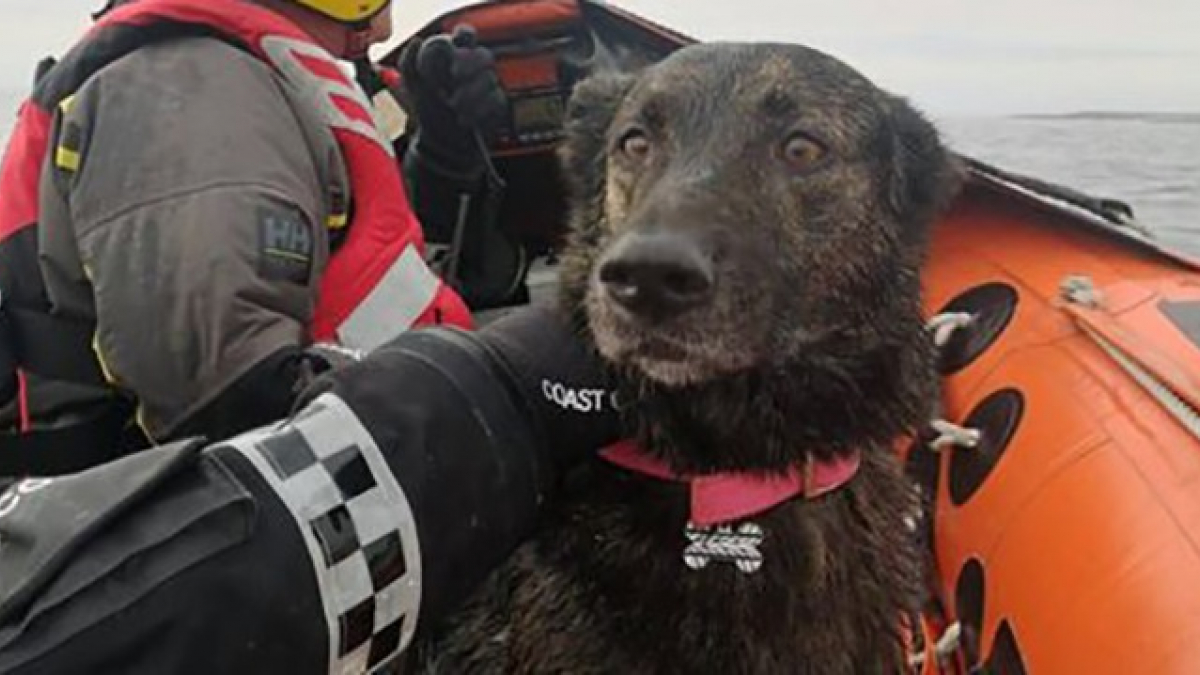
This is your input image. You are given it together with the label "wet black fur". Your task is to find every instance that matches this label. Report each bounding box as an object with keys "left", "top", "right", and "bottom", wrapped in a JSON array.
[{"left": 420, "top": 42, "right": 961, "bottom": 674}]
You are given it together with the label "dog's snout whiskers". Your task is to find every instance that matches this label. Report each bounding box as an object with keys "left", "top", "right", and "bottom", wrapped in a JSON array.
[{"left": 598, "top": 231, "right": 715, "bottom": 320}]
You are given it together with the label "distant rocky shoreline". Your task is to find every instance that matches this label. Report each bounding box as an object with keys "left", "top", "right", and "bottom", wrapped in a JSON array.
[{"left": 1011, "top": 111, "right": 1200, "bottom": 124}]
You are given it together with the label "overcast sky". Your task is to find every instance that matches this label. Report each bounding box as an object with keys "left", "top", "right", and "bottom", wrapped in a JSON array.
[{"left": 1, "top": 0, "right": 1197, "bottom": 115}]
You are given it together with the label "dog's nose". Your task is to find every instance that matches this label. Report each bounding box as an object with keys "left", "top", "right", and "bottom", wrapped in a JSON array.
[{"left": 598, "top": 231, "right": 715, "bottom": 319}]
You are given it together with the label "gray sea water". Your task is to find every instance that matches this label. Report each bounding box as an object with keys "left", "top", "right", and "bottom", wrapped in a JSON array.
[
  {"left": 936, "top": 113, "right": 1200, "bottom": 256},
  {"left": 3, "top": 88, "right": 1197, "bottom": 253}
]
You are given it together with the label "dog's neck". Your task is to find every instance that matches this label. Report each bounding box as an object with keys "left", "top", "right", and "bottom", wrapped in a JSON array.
[{"left": 618, "top": 332, "right": 936, "bottom": 476}]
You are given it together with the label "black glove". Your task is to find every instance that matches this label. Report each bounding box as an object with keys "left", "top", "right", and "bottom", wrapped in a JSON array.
[
  {"left": 398, "top": 24, "right": 507, "bottom": 176},
  {"left": 398, "top": 24, "right": 521, "bottom": 311},
  {"left": 167, "top": 343, "right": 361, "bottom": 446}
]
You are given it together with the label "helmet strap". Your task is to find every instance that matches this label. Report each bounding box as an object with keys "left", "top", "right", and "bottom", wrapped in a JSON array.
[{"left": 344, "top": 23, "right": 374, "bottom": 60}]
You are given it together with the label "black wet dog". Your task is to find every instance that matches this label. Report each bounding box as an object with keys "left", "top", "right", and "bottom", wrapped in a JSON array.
[{"left": 424, "top": 41, "right": 961, "bottom": 674}]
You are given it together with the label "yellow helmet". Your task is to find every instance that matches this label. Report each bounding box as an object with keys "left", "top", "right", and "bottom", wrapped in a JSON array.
[{"left": 291, "top": 0, "right": 390, "bottom": 24}]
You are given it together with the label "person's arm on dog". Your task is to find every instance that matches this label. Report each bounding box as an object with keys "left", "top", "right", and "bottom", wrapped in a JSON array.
[{"left": 0, "top": 304, "right": 621, "bottom": 675}]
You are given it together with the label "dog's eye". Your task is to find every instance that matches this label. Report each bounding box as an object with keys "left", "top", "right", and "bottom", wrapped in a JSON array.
[
  {"left": 781, "top": 134, "right": 827, "bottom": 170},
  {"left": 618, "top": 130, "right": 651, "bottom": 160}
]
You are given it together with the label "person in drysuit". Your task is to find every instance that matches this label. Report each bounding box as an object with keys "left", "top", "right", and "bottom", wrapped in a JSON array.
[{"left": 0, "top": 0, "right": 510, "bottom": 475}]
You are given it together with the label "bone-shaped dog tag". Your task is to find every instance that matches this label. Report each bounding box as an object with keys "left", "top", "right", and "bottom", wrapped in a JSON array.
[{"left": 683, "top": 522, "right": 765, "bottom": 574}]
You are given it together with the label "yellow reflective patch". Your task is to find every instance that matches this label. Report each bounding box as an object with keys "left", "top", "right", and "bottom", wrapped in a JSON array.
[
  {"left": 326, "top": 212, "right": 348, "bottom": 230},
  {"left": 55, "top": 115, "right": 84, "bottom": 173},
  {"left": 58, "top": 94, "right": 76, "bottom": 113},
  {"left": 54, "top": 145, "right": 80, "bottom": 173}
]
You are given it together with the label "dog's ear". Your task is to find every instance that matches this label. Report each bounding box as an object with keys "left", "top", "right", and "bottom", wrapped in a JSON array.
[
  {"left": 558, "top": 70, "right": 639, "bottom": 204},
  {"left": 882, "top": 95, "right": 966, "bottom": 235}
]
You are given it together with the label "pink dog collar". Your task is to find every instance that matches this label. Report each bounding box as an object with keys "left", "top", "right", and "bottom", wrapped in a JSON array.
[{"left": 599, "top": 440, "right": 862, "bottom": 526}]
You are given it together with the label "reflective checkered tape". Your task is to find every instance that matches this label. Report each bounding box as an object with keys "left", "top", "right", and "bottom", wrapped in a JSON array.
[{"left": 221, "top": 393, "right": 421, "bottom": 674}]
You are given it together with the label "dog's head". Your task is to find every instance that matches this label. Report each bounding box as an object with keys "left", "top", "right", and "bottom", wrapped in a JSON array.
[{"left": 559, "top": 42, "right": 960, "bottom": 391}]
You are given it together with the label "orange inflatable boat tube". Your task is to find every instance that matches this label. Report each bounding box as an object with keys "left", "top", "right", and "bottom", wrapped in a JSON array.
[{"left": 907, "top": 161, "right": 1200, "bottom": 673}]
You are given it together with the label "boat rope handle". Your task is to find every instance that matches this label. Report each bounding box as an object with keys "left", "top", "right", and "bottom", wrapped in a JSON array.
[
  {"left": 926, "top": 312, "right": 975, "bottom": 348},
  {"left": 907, "top": 644, "right": 928, "bottom": 669},
  {"left": 1060, "top": 275, "right": 1103, "bottom": 308},
  {"left": 933, "top": 621, "right": 962, "bottom": 658},
  {"left": 927, "top": 419, "right": 982, "bottom": 452},
  {"left": 906, "top": 620, "right": 964, "bottom": 670},
  {"left": 922, "top": 313, "right": 985, "bottom": 452}
]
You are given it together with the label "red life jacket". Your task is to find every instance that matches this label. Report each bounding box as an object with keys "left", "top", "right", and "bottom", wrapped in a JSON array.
[{"left": 0, "top": 0, "right": 472, "bottom": 398}]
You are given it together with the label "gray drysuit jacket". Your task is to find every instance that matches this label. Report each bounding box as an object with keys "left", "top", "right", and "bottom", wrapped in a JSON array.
[{"left": 31, "top": 35, "right": 352, "bottom": 443}]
